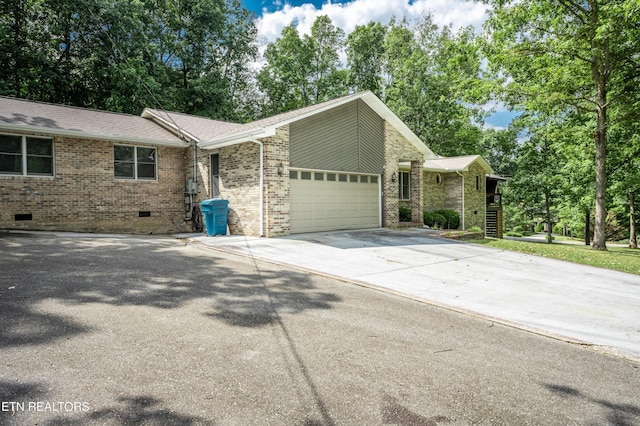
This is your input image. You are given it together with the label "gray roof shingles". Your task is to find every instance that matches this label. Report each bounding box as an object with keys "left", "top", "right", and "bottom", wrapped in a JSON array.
[{"left": 0, "top": 96, "right": 185, "bottom": 146}]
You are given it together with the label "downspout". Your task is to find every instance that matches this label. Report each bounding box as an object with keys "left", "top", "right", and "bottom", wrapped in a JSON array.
[
  {"left": 249, "top": 139, "right": 265, "bottom": 237},
  {"left": 456, "top": 171, "right": 465, "bottom": 230}
]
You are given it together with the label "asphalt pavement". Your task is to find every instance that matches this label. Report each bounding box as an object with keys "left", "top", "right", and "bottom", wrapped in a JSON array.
[
  {"left": 1, "top": 231, "right": 640, "bottom": 425},
  {"left": 187, "top": 227, "right": 640, "bottom": 362}
]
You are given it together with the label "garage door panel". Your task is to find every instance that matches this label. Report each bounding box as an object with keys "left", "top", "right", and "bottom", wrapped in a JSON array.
[{"left": 290, "top": 171, "right": 380, "bottom": 234}]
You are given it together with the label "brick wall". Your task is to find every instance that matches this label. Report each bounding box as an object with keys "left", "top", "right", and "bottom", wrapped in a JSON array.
[
  {"left": 263, "top": 126, "right": 291, "bottom": 237},
  {"left": 383, "top": 123, "right": 425, "bottom": 227},
  {"left": 423, "top": 171, "right": 446, "bottom": 212},
  {"left": 194, "top": 142, "right": 262, "bottom": 237},
  {"left": 0, "top": 133, "right": 189, "bottom": 234},
  {"left": 463, "top": 163, "right": 486, "bottom": 230}
]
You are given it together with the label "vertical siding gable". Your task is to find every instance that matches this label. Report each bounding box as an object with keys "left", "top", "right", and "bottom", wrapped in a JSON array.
[
  {"left": 357, "top": 99, "right": 384, "bottom": 174},
  {"left": 289, "top": 100, "right": 384, "bottom": 173}
]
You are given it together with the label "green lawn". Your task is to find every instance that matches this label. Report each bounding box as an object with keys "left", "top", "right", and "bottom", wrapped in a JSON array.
[{"left": 471, "top": 238, "right": 640, "bottom": 275}]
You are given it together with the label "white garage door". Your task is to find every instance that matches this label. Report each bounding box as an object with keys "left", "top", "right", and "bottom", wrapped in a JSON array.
[{"left": 290, "top": 170, "right": 381, "bottom": 234}]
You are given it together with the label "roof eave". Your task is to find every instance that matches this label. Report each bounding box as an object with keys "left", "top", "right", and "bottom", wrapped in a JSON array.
[
  {"left": 199, "top": 128, "right": 272, "bottom": 149},
  {"left": 0, "top": 123, "right": 188, "bottom": 147},
  {"left": 141, "top": 109, "right": 199, "bottom": 143}
]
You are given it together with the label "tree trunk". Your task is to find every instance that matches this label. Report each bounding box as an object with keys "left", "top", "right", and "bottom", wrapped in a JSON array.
[
  {"left": 545, "top": 188, "right": 552, "bottom": 243},
  {"left": 585, "top": 210, "right": 590, "bottom": 246},
  {"left": 590, "top": 0, "right": 608, "bottom": 251},
  {"left": 592, "top": 123, "right": 608, "bottom": 251},
  {"left": 631, "top": 191, "right": 638, "bottom": 249}
]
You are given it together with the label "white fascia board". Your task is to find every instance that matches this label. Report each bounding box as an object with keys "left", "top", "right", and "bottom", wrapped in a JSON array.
[
  {"left": 0, "top": 123, "right": 188, "bottom": 147},
  {"left": 423, "top": 166, "right": 469, "bottom": 172},
  {"left": 141, "top": 109, "right": 199, "bottom": 143},
  {"left": 199, "top": 128, "right": 273, "bottom": 149}
]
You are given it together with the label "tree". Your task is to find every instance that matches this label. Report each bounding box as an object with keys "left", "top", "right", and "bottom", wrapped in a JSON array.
[
  {"left": 508, "top": 117, "right": 566, "bottom": 243},
  {"left": 257, "top": 24, "right": 312, "bottom": 115},
  {"left": 346, "top": 22, "right": 386, "bottom": 97},
  {"left": 384, "top": 17, "right": 484, "bottom": 156},
  {"left": 481, "top": 0, "right": 640, "bottom": 250},
  {"left": 2, "top": 0, "right": 258, "bottom": 120},
  {"left": 257, "top": 15, "right": 347, "bottom": 115},
  {"left": 305, "top": 15, "right": 346, "bottom": 103}
]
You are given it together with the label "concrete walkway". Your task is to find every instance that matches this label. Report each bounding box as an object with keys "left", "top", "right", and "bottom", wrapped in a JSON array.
[{"left": 185, "top": 228, "right": 640, "bottom": 361}]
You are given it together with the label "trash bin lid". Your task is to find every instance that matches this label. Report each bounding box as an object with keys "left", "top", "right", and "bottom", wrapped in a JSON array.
[{"left": 201, "top": 198, "right": 229, "bottom": 206}]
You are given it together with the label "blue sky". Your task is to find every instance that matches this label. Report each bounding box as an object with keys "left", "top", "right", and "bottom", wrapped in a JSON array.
[
  {"left": 242, "top": 0, "right": 350, "bottom": 15},
  {"left": 244, "top": 0, "right": 515, "bottom": 129}
]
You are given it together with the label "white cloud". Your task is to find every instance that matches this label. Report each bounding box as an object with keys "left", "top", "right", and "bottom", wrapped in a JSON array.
[{"left": 256, "top": 0, "right": 489, "bottom": 47}]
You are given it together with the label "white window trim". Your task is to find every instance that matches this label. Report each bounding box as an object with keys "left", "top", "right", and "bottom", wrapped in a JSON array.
[
  {"left": 0, "top": 133, "right": 55, "bottom": 177},
  {"left": 114, "top": 144, "right": 157, "bottom": 181}
]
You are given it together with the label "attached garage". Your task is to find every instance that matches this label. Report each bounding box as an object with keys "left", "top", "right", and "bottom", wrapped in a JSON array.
[
  {"left": 289, "top": 169, "right": 380, "bottom": 234},
  {"left": 288, "top": 99, "right": 385, "bottom": 234}
]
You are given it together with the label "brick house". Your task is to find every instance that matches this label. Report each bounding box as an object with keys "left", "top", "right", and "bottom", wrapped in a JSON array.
[{"left": 1, "top": 92, "right": 500, "bottom": 237}]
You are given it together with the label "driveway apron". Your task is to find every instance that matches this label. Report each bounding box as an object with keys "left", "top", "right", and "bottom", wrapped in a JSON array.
[{"left": 189, "top": 228, "right": 640, "bottom": 361}]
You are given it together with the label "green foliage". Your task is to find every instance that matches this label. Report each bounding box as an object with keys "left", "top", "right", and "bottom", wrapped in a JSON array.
[
  {"left": 399, "top": 207, "right": 412, "bottom": 222},
  {"left": 472, "top": 239, "right": 640, "bottom": 275},
  {"left": 346, "top": 22, "right": 386, "bottom": 96},
  {"left": 433, "top": 209, "right": 460, "bottom": 230},
  {"left": 423, "top": 211, "right": 454, "bottom": 229},
  {"left": 257, "top": 15, "right": 348, "bottom": 116},
  {"left": 482, "top": 0, "right": 640, "bottom": 250},
  {"left": 0, "top": 0, "right": 259, "bottom": 120},
  {"left": 468, "top": 226, "right": 482, "bottom": 233}
]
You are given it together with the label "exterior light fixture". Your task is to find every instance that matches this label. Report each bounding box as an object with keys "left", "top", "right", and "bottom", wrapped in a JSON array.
[
  {"left": 277, "top": 162, "right": 284, "bottom": 176},
  {"left": 391, "top": 171, "right": 397, "bottom": 182}
]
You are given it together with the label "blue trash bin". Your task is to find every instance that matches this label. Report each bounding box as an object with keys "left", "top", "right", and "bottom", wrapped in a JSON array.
[{"left": 200, "top": 199, "right": 229, "bottom": 236}]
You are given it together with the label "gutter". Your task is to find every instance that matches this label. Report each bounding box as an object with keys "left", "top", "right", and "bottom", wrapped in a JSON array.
[{"left": 200, "top": 128, "right": 272, "bottom": 149}]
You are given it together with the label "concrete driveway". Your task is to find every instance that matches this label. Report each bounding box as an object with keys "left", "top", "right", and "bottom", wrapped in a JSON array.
[{"left": 189, "top": 228, "right": 640, "bottom": 361}]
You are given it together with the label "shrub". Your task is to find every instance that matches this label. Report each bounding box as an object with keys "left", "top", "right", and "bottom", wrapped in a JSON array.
[
  {"left": 399, "top": 207, "right": 412, "bottom": 222},
  {"left": 505, "top": 231, "right": 523, "bottom": 237},
  {"left": 433, "top": 213, "right": 446, "bottom": 228},
  {"left": 468, "top": 226, "right": 482, "bottom": 233},
  {"left": 535, "top": 222, "right": 545, "bottom": 233},
  {"left": 434, "top": 209, "right": 460, "bottom": 229},
  {"left": 423, "top": 211, "right": 435, "bottom": 226}
]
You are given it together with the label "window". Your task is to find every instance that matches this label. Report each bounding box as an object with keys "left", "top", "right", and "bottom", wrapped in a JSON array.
[
  {"left": 301, "top": 171, "right": 311, "bottom": 180},
  {"left": 399, "top": 171, "right": 410, "bottom": 200},
  {"left": 435, "top": 173, "right": 442, "bottom": 185},
  {"left": 327, "top": 173, "right": 336, "bottom": 181},
  {"left": 0, "top": 134, "right": 53, "bottom": 176},
  {"left": 360, "top": 176, "right": 369, "bottom": 183},
  {"left": 349, "top": 175, "right": 358, "bottom": 183},
  {"left": 476, "top": 175, "right": 480, "bottom": 191},
  {"left": 289, "top": 170, "right": 298, "bottom": 179},
  {"left": 210, "top": 154, "right": 220, "bottom": 197},
  {"left": 314, "top": 172, "right": 324, "bottom": 181},
  {"left": 114, "top": 145, "right": 156, "bottom": 180},
  {"left": 370, "top": 176, "right": 378, "bottom": 184}
]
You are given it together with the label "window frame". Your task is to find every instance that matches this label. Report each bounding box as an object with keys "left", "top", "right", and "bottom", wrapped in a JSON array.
[
  {"left": 399, "top": 171, "right": 410, "bottom": 200},
  {"left": 0, "top": 133, "right": 54, "bottom": 177},
  {"left": 210, "top": 153, "right": 220, "bottom": 197},
  {"left": 114, "top": 144, "right": 157, "bottom": 181}
]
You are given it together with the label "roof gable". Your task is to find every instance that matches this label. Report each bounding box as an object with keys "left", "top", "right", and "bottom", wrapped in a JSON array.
[
  {"left": 423, "top": 155, "right": 494, "bottom": 174},
  {"left": 190, "top": 91, "right": 435, "bottom": 158},
  {"left": 0, "top": 96, "right": 186, "bottom": 147}
]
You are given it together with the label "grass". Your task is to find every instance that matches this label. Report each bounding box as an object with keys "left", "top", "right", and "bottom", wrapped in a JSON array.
[{"left": 470, "top": 238, "right": 640, "bottom": 275}]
